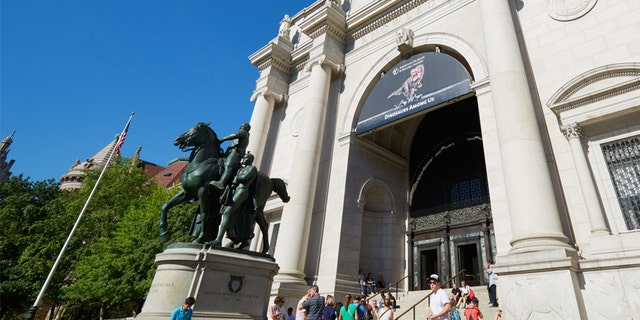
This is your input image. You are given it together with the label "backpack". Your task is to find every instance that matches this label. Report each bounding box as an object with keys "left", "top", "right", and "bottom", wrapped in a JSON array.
[
  {"left": 449, "top": 309, "right": 461, "bottom": 320},
  {"left": 468, "top": 289, "right": 475, "bottom": 301}
]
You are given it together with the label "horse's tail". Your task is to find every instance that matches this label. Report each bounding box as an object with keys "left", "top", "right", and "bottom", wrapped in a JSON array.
[{"left": 271, "top": 178, "right": 290, "bottom": 203}]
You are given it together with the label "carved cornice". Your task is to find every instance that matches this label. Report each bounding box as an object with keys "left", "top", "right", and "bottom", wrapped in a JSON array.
[
  {"left": 350, "top": 0, "right": 428, "bottom": 40},
  {"left": 309, "top": 24, "right": 349, "bottom": 43},
  {"left": 256, "top": 57, "right": 295, "bottom": 74},
  {"left": 249, "top": 40, "right": 294, "bottom": 74},
  {"left": 548, "top": 63, "right": 640, "bottom": 115},
  {"left": 299, "top": 0, "right": 347, "bottom": 43}
]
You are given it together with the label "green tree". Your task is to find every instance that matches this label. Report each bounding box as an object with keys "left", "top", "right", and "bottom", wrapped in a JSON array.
[
  {"left": 2, "top": 160, "right": 199, "bottom": 319},
  {"left": 0, "top": 175, "right": 61, "bottom": 319},
  {"left": 58, "top": 160, "right": 195, "bottom": 319}
]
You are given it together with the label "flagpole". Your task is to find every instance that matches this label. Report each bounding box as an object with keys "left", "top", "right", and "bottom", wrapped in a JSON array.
[{"left": 24, "top": 112, "right": 135, "bottom": 320}]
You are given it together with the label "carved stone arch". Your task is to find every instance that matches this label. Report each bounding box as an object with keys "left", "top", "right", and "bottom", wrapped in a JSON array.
[
  {"left": 342, "top": 32, "right": 487, "bottom": 135},
  {"left": 357, "top": 178, "right": 397, "bottom": 217},
  {"left": 547, "top": 62, "right": 640, "bottom": 126}
]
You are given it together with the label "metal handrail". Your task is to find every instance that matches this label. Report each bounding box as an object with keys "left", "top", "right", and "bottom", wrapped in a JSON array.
[
  {"left": 365, "top": 275, "right": 409, "bottom": 302},
  {"left": 395, "top": 269, "right": 467, "bottom": 320}
]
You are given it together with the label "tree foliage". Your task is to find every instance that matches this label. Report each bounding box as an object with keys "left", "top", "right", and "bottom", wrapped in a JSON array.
[
  {"left": 0, "top": 175, "right": 62, "bottom": 319},
  {"left": 1, "top": 160, "right": 198, "bottom": 319}
]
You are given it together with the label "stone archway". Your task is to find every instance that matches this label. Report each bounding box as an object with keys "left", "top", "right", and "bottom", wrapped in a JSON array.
[{"left": 357, "top": 178, "right": 403, "bottom": 289}]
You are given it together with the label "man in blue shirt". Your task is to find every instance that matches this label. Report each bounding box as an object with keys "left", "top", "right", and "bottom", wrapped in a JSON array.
[
  {"left": 353, "top": 296, "right": 368, "bottom": 320},
  {"left": 171, "top": 297, "right": 196, "bottom": 320},
  {"left": 301, "top": 285, "right": 325, "bottom": 320}
]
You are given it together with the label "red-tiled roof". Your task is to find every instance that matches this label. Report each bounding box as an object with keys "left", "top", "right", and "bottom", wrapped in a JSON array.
[{"left": 153, "top": 161, "right": 187, "bottom": 188}]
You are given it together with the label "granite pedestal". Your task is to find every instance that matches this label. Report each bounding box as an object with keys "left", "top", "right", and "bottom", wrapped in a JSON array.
[{"left": 136, "top": 244, "right": 279, "bottom": 320}]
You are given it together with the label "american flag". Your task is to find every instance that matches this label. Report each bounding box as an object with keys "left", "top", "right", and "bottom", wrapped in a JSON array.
[{"left": 114, "top": 120, "right": 130, "bottom": 158}]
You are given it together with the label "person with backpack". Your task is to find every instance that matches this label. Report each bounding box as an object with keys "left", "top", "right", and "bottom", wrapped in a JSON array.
[
  {"left": 448, "top": 295, "right": 461, "bottom": 320},
  {"left": 463, "top": 298, "right": 483, "bottom": 320}
]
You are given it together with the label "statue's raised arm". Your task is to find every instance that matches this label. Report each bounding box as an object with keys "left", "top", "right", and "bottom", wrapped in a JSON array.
[{"left": 210, "top": 123, "right": 251, "bottom": 190}]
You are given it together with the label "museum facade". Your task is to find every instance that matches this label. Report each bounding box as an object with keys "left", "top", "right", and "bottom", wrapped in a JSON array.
[{"left": 244, "top": 0, "right": 640, "bottom": 318}]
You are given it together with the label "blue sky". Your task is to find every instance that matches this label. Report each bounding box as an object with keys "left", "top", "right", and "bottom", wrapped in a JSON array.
[{"left": 1, "top": 1, "right": 308, "bottom": 182}]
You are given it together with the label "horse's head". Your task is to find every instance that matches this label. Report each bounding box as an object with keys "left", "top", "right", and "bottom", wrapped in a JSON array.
[{"left": 174, "top": 122, "right": 218, "bottom": 151}]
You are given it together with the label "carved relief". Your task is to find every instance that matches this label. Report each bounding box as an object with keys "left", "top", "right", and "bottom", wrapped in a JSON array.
[
  {"left": 560, "top": 123, "right": 583, "bottom": 140},
  {"left": 548, "top": 0, "right": 597, "bottom": 21},
  {"left": 502, "top": 276, "right": 571, "bottom": 319},
  {"left": 582, "top": 272, "right": 633, "bottom": 319},
  {"left": 412, "top": 204, "right": 491, "bottom": 232}
]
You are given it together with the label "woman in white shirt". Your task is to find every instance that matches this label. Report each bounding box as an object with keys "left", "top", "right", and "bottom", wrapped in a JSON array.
[
  {"left": 457, "top": 281, "right": 471, "bottom": 308},
  {"left": 376, "top": 299, "right": 394, "bottom": 320},
  {"left": 268, "top": 296, "right": 286, "bottom": 320}
]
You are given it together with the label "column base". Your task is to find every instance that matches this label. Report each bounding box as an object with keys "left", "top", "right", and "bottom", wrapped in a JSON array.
[
  {"left": 509, "top": 232, "right": 573, "bottom": 254},
  {"left": 493, "top": 248, "right": 587, "bottom": 319},
  {"left": 273, "top": 268, "right": 308, "bottom": 285}
]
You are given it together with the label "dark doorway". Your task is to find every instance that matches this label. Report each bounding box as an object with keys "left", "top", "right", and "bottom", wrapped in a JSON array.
[
  {"left": 457, "top": 243, "right": 479, "bottom": 286},
  {"left": 420, "top": 249, "right": 438, "bottom": 290}
]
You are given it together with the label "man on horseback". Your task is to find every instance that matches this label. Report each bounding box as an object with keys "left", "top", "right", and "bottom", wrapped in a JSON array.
[{"left": 209, "top": 123, "right": 251, "bottom": 190}]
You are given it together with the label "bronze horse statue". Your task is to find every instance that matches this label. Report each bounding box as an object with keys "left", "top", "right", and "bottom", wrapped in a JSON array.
[{"left": 159, "top": 122, "right": 289, "bottom": 253}]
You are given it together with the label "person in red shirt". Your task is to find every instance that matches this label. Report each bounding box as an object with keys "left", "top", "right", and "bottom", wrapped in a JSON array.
[{"left": 463, "top": 298, "right": 483, "bottom": 320}]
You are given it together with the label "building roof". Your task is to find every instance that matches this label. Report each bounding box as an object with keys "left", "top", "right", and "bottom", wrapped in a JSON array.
[
  {"left": 60, "top": 137, "right": 117, "bottom": 190},
  {"left": 60, "top": 139, "right": 186, "bottom": 190},
  {"left": 152, "top": 160, "right": 187, "bottom": 188}
]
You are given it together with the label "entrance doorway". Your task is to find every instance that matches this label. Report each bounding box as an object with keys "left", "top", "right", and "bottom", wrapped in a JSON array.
[
  {"left": 457, "top": 243, "right": 480, "bottom": 286},
  {"left": 420, "top": 248, "right": 438, "bottom": 290}
]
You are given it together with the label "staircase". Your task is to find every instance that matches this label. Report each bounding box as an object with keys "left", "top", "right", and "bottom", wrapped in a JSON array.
[{"left": 392, "top": 286, "right": 499, "bottom": 320}]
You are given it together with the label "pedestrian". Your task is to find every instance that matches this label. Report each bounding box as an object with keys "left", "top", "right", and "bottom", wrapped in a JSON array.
[
  {"left": 324, "top": 295, "right": 337, "bottom": 320},
  {"left": 486, "top": 261, "right": 498, "bottom": 307},
  {"left": 170, "top": 297, "right": 195, "bottom": 320},
  {"left": 463, "top": 298, "right": 483, "bottom": 320},
  {"left": 298, "top": 288, "right": 312, "bottom": 320},
  {"left": 287, "top": 307, "right": 296, "bottom": 320},
  {"left": 352, "top": 296, "right": 367, "bottom": 320},
  {"left": 427, "top": 274, "right": 451, "bottom": 320},
  {"left": 302, "top": 285, "right": 325, "bottom": 320},
  {"left": 338, "top": 294, "right": 356, "bottom": 320},
  {"left": 376, "top": 298, "right": 394, "bottom": 320},
  {"left": 269, "top": 296, "right": 286, "bottom": 320}
]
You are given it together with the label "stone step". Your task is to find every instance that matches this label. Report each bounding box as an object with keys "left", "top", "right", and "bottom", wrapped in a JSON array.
[{"left": 390, "top": 286, "right": 499, "bottom": 320}]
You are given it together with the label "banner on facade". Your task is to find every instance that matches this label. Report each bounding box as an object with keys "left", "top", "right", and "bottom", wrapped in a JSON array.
[{"left": 356, "top": 52, "right": 473, "bottom": 134}]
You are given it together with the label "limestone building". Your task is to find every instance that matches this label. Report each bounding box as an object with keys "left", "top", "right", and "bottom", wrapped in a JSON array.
[
  {"left": 60, "top": 138, "right": 186, "bottom": 190},
  {"left": 246, "top": 0, "right": 640, "bottom": 318}
]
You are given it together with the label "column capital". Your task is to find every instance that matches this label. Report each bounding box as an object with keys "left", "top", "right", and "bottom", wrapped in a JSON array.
[
  {"left": 304, "top": 54, "right": 345, "bottom": 75},
  {"left": 250, "top": 88, "right": 288, "bottom": 104},
  {"left": 560, "top": 123, "right": 583, "bottom": 140}
]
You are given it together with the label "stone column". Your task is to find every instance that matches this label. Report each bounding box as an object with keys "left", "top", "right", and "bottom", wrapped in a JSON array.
[
  {"left": 481, "top": 2, "right": 586, "bottom": 318},
  {"left": 479, "top": 0, "right": 571, "bottom": 253},
  {"left": 561, "top": 123, "right": 610, "bottom": 235},
  {"left": 274, "top": 55, "right": 343, "bottom": 283},
  {"left": 248, "top": 88, "right": 285, "bottom": 168}
]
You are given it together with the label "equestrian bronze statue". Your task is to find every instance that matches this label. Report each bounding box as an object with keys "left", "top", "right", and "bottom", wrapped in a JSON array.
[{"left": 158, "top": 122, "right": 289, "bottom": 253}]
